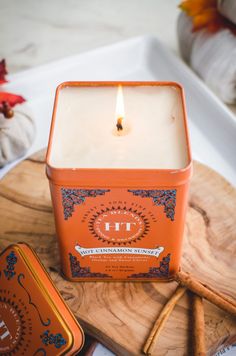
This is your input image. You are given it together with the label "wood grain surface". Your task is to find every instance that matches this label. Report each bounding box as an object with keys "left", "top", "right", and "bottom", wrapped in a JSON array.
[{"left": 0, "top": 150, "right": 235, "bottom": 356}]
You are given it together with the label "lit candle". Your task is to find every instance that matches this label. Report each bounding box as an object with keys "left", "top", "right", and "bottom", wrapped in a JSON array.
[
  {"left": 49, "top": 83, "right": 189, "bottom": 169},
  {"left": 46, "top": 82, "right": 192, "bottom": 282},
  {"left": 113, "top": 84, "right": 130, "bottom": 136}
]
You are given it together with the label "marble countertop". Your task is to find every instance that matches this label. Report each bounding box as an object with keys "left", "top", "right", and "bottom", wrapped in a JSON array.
[{"left": 0, "top": 0, "right": 180, "bottom": 73}]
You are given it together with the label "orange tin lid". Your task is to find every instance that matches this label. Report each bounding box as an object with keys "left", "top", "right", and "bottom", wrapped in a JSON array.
[{"left": 0, "top": 243, "right": 84, "bottom": 355}]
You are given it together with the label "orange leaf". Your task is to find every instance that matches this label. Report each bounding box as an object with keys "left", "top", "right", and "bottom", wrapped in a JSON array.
[
  {"left": 0, "top": 92, "right": 25, "bottom": 107},
  {"left": 179, "top": 0, "right": 236, "bottom": 35},
  {"left": 179, "top": 0, "right": 216, "bottom": 17},
  {"left": 193, "top": 9, "right": 219, "bottom": 31}
]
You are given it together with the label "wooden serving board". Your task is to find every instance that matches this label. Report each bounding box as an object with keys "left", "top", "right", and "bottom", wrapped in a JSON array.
[{"left": 0, "top": 150, "right": 236, "bottom": 356}]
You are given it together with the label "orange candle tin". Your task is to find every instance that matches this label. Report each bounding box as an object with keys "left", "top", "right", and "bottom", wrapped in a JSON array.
[
  {"left": 46, "top": 82, "right": 192, "bottom": 282},
  {"left": 0, "top": 243, "right": 84, "bottom": 355}
]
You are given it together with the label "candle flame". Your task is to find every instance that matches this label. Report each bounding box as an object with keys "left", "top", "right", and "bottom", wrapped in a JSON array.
[{"left": 115, "top": 85, "right": 125, "bottom": 131}]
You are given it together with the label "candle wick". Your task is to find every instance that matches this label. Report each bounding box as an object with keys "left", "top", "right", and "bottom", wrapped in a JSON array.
[{"left": 116, "top": 117, "right": 123, "bottom": 131}]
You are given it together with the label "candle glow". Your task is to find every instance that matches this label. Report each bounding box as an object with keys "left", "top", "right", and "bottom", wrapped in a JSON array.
[
  {"left": 115, "top": 85, "right": 125, "bottom": 133},
  {"left": 114, "top": 84, "right": 131, "bottom": 136}
]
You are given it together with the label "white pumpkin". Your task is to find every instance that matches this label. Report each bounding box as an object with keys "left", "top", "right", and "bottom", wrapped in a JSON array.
[
  {"left": 177, "top": 12, "right": 236, "bottom": 104},
  {"left": 0, "top": 104, "right": 35, "bottom": 167}
]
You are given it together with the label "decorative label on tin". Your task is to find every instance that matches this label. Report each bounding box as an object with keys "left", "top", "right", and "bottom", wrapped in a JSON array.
[
  {"left": 75, "top": 245, "right": 164, "bottom": 258},
  {"left": 56, "top": 187, "right": 180, "bottom": 281}
]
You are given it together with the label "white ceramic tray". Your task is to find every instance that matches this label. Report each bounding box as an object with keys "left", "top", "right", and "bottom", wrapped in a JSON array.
[{"left": 1, "top": 35, "right": 236, "bottom": 187}]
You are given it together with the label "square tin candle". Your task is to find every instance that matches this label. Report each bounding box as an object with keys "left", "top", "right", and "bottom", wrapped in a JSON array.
[{"left": 46, "top": 82, "right": 192, "bottom": 281}]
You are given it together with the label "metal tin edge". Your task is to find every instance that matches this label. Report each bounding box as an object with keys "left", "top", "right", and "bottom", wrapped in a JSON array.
[{"left": 0, "top": 243, "right": 85, "bottom": 354}]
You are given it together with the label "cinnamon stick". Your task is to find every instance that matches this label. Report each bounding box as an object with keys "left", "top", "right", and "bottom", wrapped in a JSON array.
[
  {"left": 192, "top": 294, "right": 206, "bottom": 356},
  {"left": 203, "top": 283, "right": 236, "bottom": 308},
  {"left": 175, "top": 271, "right": 236, "bottom": 316},
  {"left": 143, "top": 285, "right": 187, "bottom": 355}
]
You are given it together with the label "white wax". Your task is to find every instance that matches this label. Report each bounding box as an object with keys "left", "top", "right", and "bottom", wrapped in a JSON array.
[{"left": 49, "top": 85, "right": 189, "bottom": 169}]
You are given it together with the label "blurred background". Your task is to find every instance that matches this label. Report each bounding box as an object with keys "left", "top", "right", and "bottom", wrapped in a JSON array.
[
  {"left": 1, "top": 0, "right": 235, "bottom": 110},
  {"left": 0, "top": 0, "right": 180, "bottom": 72}
]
